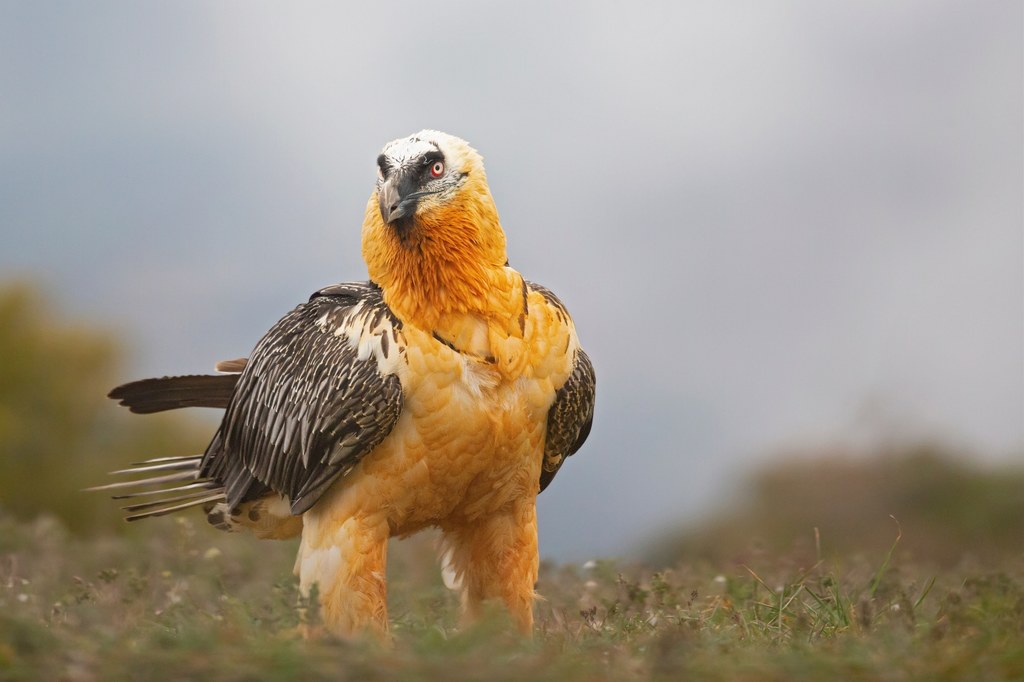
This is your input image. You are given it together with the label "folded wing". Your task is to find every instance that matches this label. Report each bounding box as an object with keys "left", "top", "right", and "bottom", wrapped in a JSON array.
[
  {"left": 527, "top": 283, "right": 597, "bottom": 493},
  {"left": 203, "top": 282, "right": 406, "bottom": 515}
]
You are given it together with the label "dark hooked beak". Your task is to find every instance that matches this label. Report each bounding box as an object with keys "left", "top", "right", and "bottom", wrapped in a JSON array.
[
  {"left": 378, "top": 173, "right": 420, "bottom": 224},
  {"left": 378, "top": 172, "right": 441, "bottom": 225}
]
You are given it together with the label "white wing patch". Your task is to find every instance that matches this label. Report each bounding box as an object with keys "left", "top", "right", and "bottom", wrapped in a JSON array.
[{"left": 324, "top": 301, "right": 406, "bottom": 377}]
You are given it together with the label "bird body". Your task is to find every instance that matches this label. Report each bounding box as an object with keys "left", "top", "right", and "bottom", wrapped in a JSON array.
[
  {"left": 96, "top": 131, "right": 594, "bottom": 637},
  {"left": 294, "top": 280, "right": 576, "bottom": 633}
]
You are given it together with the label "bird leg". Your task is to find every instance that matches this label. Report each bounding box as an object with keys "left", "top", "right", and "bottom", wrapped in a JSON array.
[
  {"left": 295, "top": 512, "right": 390, "bottom": 638},
  {"left": 441, "top": 503, "right": 539, "bottom": 634}
]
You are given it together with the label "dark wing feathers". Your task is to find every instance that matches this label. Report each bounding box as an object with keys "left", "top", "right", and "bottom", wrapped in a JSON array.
[
  {"left": 201, "top": 282, "right": 404, "bottom": 515},
  {"left": 527, "top": 282, "right": 596, "bottom": 493},
  {"left": 539, "top": 348, "right": 595, "bottom": 493}
]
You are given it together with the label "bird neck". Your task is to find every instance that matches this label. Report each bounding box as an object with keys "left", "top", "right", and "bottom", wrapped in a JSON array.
[{"left": 361, "top": 193, "right": 524, "bottom": 337}]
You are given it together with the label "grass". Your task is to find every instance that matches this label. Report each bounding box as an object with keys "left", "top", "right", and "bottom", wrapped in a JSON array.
[{"left": 1, "top": 511, "right": 1022, "bottom": 681}]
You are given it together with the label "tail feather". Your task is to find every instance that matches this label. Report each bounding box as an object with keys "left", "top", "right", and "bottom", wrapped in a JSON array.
[
  {"left": 120, "top": 487, "right": 224, "bottom": 513},
  {"left": 84, "top": 468, "right": 208, "bottom": 492},
  {"left": 130, "top": 454, "right": 207, "bottom": 466},
  {"left": 110, "top": 480, "right": 218, "bottom": 500},
  {"left": 125, "top": 492, "right": 227, "bottom": 521},
  {"left": 108, "top": 374, "right": 240, "bottom": 414},
  {"left": 101, "top": 361, "right": 245, "bottom": 513},
  {"left": 86, "top": 454, "right": 227, "bottom": 521},
  {"left": 215, "top": 357, "right": 248, "bottom": 373},
  {"left": 109, "top": 459, "right": 201, "bottom": 475}
]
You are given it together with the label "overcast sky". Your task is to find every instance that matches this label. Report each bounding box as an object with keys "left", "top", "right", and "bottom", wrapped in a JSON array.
[{"left": 1, "top": 1, "right": 1021, "bottom": 560}]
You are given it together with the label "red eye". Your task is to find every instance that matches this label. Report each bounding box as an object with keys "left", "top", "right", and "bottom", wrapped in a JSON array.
[{"left": 430, "top": 161, "right": 445, "bottom": 178}]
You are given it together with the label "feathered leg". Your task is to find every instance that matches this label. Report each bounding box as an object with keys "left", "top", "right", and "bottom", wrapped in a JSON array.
[
  {"left": 441, "top": 502, "right": 539, "bottom": 633},
  {"left": 294, "top": 511, "right": 390, "bottom": 638}
]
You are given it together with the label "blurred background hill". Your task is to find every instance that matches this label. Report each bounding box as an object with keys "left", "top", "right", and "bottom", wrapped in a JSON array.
[
  {"left": 0, "top": 281, "right": 212, "bottom": 534},
  {"left": 650, "top": 446, "right": 1024, "bottom": 568}
]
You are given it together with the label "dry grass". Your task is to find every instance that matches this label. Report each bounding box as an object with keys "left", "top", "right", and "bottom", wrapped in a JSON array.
[{"left": 1, "top": 510, "right": 1021, "bottom": 681}]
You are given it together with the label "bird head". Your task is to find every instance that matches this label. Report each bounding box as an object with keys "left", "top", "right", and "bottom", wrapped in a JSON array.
[
  {"left": 370, "top": 130, "right": 500, "bottom": 240},
  {"left": 362, "top": 131, "right": 511, "bottom": 323}
]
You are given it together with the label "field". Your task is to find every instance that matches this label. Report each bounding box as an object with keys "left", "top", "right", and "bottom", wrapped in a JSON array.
[{"left": 2, "top": 507, "right": 1022, "bottom": 681}]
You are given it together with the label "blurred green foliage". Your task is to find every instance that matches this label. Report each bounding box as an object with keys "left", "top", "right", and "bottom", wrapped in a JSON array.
[
  {"left": 653, "top": 445, "right": 1024, "bottom": 567},
  {"left": 0, "top": 281, "right": 211, "bottom": 534}
]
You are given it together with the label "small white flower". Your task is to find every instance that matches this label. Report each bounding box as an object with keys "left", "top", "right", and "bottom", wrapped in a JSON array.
[{"left": 583, "top": 560, "right": 597, "bottom": 570}]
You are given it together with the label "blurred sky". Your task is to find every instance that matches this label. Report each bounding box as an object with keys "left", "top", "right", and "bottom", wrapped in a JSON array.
[{"left": 1, "top": 1, "right": 1021, "bottom": 560}]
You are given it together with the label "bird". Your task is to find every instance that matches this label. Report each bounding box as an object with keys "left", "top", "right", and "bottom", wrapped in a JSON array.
[{"left": 92, "top": 130, "right": 595, "bottom": 638}]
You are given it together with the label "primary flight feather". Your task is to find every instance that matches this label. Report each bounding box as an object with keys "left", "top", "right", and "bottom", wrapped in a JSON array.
[{"left": 95, "top": 130, "right": 596, "bottom": 636}]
